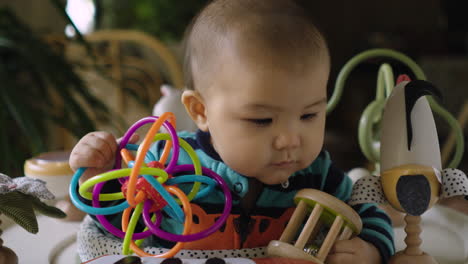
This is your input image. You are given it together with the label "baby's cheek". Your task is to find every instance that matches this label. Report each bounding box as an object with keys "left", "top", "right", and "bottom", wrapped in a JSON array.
[
  {"left": 226, "top": 146, "right": 265, "bottom": 174},
  {"left": 304, "top": 140, "right": 322, "bottom": 162}
]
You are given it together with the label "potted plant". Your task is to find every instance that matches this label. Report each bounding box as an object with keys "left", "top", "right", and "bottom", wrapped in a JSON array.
[
  {"left": 0, "top": 173, "right": 66, "bottom": 264},
  {"left": 0, "top": 6, "right": 112, "bottom": 177}
]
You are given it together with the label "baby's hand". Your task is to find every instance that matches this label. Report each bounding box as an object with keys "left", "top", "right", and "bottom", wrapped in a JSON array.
[
  {"left": 69, "top": 131, "right": 139, "bottom": 183},
  {"left": 326, "top": 237, "right": 381, "bottom": 264}
]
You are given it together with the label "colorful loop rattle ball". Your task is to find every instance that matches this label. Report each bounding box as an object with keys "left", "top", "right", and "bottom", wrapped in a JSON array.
[{"left": 69, "top": 112, "right": 233, "bottom": 258}]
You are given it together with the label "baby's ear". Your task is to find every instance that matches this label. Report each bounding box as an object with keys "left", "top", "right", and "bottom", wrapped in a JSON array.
[{"left": 181, "top": 90, "right": 209, "bottom": 131}]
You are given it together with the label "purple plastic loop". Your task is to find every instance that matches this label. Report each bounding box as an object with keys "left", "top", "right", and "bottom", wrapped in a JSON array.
[
  {"left": 141, "top": 165, "right": 232, "bottom": 242},
  {"left": 115, "top": 116, "right": 180, "bottom": 176},
  {"left": 92, "top": 181, "right": 162, "bottom": 239}
]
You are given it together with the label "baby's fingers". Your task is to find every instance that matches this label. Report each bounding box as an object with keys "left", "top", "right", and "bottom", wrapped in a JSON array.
[
  {"left": 117, "top": 133, "right": 140, "bottom": 146},
  {"left": 70, "top": 144, "right": 109, "bottom": 169},
  {"left": 326, "top": 239, "right": 357, "bottom": 264},
  {"left": 325, "top": 252, "right": 354, "bottom": 264},
  {"left": 329, "top": 239, "right": 357, "bottom": 255},
  {"left": 327, "top": 237, "right": 381, "bottom": 264},
  {"left": 70, "top": 131, "right": 117, "bottom": 171}
]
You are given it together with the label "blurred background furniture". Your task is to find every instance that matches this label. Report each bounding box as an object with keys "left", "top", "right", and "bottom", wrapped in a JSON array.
[{"left": 51, "top": 29, "right": 185, "bottom": 150}]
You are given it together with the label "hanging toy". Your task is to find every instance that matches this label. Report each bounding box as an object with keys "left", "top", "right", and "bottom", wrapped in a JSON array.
[{"left": 349, "top": 77, "right": 468, "bottom": 264}]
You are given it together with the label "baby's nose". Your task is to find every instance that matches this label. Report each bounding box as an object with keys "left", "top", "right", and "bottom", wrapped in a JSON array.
[{"left": 273, "top": 132, "right": 300, "bottom": 150}]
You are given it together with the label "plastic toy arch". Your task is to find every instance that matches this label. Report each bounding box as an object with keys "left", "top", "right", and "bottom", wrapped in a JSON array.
[{"left": 326, "top": 48, "right": 464, "bottom": 169}]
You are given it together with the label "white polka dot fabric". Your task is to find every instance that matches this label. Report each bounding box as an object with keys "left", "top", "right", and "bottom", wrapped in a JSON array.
[
  {"left": 348, "top": 175, "right": 386, "bottom": 206},
  {"left": 440, "top": 168, "right": 468, "bottom": 199},
  {"left": 77, "top": 216, "right": 267, "bottom": 262}
]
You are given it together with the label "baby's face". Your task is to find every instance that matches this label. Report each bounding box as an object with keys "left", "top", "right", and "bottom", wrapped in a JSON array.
[{"left": 202, "top": 53, "right": 329, "bottom": 185}]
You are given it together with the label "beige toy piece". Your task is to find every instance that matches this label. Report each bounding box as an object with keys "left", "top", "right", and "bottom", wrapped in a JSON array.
[{"left": 266, "top": 189, "right": 362, "bottom": 264}]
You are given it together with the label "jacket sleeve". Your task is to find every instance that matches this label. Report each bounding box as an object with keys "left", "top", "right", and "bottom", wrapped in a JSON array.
[
  {"left": 352, "top": 203, "right": 395, "bottom": 263},
  {"left": 320, "top": 158, "right": 395, "bottom": 263}
]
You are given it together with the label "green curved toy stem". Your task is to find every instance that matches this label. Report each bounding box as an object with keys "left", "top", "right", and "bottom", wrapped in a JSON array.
[
  {"left": 328, "top": 49, "right": 426, "bottom": 113},
  {"left": 425, "top": 97, "right": 464, "bottom": 168},
  {"left": 329, "top": 48, "right": 464, "bottom": 168},
  {"left": 358, "top": 64, "right": 394, "bottom": 163},
  {"left": 376, "top": 63, "right": 394, "bottom": 100},
  {"left": 358, "top": 99, "right": 386, "bottom": 163}
]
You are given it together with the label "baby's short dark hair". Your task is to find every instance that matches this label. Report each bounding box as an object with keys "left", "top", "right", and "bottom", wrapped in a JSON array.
[{"left": 183, "top": 0, "right": 329, "bottom": 91}]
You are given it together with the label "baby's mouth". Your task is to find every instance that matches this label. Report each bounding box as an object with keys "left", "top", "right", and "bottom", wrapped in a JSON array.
[{"left": 272, "top": 160, "right": 297, "bottom": 169}]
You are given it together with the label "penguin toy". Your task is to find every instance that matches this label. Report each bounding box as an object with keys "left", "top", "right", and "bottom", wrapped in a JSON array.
[{"left": 349, "top": 76, "right": 468, "bottom": 264}]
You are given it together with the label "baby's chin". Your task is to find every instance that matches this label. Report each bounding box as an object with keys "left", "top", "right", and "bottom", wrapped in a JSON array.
[
  {"left": 234, "top": 163, "right": 306, "bottom": 185},
  {"left": 247, "top": 173, "right": 291, "bottom": 186},
  {"left": 251, "top": 164, "right": 309, "bottom": 185}
]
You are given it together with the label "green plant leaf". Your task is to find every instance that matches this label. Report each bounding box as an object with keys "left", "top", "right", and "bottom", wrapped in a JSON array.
[
  {"left": 0, "top": 79, "right": 46, "bottom": 154},
  {"left": 30, "top": 196, "right": 66, "bottom": 219},
  {"left": 0, "top": 192, "right": 38, "bottom": 233}
]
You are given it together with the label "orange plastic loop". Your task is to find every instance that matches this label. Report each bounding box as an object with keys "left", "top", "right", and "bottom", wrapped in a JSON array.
[
  {"left": 127, "top": 112, "right": 176, "bottom": 207},
  {"left": 120, "top": 149, "right": 135, "bottom": 165},
  {"left": 128, "top": 185, "right": 192, "bottom": 258}
]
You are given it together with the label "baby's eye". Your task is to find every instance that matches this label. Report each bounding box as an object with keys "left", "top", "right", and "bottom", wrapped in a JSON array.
[
  {"left": 247, "top": 118, "right": 273, "bottom": 126},
  {"left": 300, "top": 113, "right": 317, "bottom": 121}
]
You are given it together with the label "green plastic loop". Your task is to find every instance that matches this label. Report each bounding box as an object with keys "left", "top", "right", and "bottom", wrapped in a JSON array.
[{"left": 358, "top": 99, "right": 386, "bottom": 163}]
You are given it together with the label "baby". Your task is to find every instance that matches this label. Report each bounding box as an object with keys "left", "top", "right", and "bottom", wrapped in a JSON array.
[{"left": 70, "top": 0, "right": 394, "bottom": 263}]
